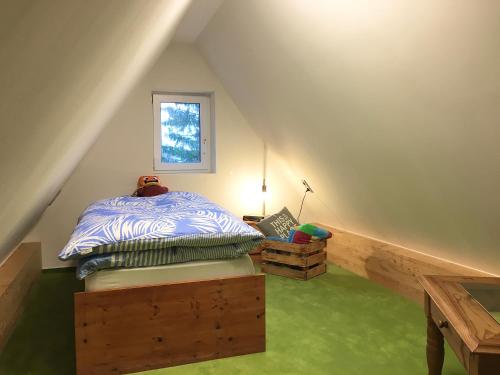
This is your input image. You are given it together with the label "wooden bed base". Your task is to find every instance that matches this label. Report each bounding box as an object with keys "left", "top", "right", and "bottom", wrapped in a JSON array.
[{"left": 74, "top": 274, "right": 265, "bottom": 375}]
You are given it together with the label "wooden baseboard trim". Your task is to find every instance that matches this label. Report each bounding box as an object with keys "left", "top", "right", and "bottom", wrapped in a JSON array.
[
  {"left": 318, "top": 225, "right": 494, "bottom": 305},
  {"left": 0, "top": 242, "right": 41, "bottom": 350}
]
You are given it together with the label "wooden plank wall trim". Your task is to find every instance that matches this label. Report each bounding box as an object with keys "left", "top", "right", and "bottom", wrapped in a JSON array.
[
  {"left": 317, "top": 224, "right": 495, "bottom": 305},
  {"left": 0, "top": 242, "right": 41, "bottom": 351}
]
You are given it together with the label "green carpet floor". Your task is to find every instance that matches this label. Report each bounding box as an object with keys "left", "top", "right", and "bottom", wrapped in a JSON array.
[{"left": 0, "top": 265, "right": 466, "bottom": 375}]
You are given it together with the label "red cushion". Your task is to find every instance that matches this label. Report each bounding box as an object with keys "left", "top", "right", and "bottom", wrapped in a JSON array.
[{"left": 291, "top": 230, "right": 311, "bottom": 244}]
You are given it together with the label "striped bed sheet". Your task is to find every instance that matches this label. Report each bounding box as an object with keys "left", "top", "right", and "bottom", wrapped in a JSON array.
[{"left": 77, "top": 240, "right": 258, "bottom": 279}]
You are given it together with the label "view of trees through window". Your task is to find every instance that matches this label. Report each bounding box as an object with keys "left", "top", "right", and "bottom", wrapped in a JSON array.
[{"left": 160, "top": 102, "right": 201, "bottom": 163}]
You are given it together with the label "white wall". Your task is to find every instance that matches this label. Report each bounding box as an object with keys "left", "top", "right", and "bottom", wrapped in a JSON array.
[
  {"left": 198, "top": 0, "right": 500, "bottom": 274},
  {"left": 27, "top": 44, "right": 299, "bottom": 269},
  {"left": 0, "top": 0, "right": 191, "bottom": 263}
]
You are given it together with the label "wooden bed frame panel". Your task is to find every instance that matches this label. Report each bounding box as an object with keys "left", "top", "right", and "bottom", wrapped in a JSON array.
[{"left": 74, "top": 274, "right": 265, "bottom": 375}]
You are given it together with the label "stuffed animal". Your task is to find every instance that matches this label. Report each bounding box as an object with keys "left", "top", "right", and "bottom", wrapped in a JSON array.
[
  {"left": 132, "top": 176, "right": 169, "bottom": 197},
  {"left": 287, "top": 223, "right": 332, "bottom": 244}
]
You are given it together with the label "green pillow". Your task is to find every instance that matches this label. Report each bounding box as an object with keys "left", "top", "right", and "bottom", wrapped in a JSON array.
[{"left": 256, "top": 207, "right": 299, "bottom": 239}]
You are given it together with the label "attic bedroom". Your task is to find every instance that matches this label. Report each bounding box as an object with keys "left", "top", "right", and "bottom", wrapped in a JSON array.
[{"left": 0, "top": 1, "right": 499, "bottom": 374}]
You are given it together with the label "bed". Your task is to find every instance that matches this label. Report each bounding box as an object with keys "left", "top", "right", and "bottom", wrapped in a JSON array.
[{"left": 59, "top": 192, "right": 266, "bottom": 375}]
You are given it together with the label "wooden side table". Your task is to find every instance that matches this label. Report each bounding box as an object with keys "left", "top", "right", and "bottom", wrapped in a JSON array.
[
  {"left": 419, "top": 275, "right": 500, "bottom": 375},
  {"left": 244, "top": 220, "right": 265, "bottom": 264}
]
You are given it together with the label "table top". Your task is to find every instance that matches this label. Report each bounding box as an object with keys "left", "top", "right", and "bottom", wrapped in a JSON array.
[
  {"left": 420, "top": 275, "right": 500, "bottom": 355},
  {"left": 462, "top": 282, "right": 500, "bottom": 324}
]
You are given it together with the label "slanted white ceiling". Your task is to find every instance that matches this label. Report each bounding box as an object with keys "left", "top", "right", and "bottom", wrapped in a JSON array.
[
  {"left": 0, "top": 0, "right": 191, "bottom": 262},
  {"left": 198, "top": 0, "right": 500, "bottom": 273},
  {"left": 173, "top": 0, "right": 223, "bottom": 42}
]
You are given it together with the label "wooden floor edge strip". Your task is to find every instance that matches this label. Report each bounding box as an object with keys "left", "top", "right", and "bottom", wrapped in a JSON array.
[
  {"left": 314, "top": 223, "right": 495, "bottom": 304},
  {"left": 0, "top": 242, "right": 41, "bottom": 351}
]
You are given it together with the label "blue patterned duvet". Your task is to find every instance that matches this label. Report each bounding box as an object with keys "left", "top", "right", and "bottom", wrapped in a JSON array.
[{"left": 58, "top": 192, "right": 263, "bottom": 278}]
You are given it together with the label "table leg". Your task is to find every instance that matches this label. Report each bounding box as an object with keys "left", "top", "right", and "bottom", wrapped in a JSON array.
[{"left": 426, "top": 316, "right": 444, "bottom": 375}]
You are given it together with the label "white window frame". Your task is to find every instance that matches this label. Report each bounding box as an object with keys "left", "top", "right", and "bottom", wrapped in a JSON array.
[{"left": 152, "top": 93, "right": 213, "bottom": 172}]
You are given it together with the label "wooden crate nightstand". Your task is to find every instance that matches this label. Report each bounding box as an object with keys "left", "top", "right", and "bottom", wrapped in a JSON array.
[{"left": 260, "top": 239, "right": 327, "bottom": 280}]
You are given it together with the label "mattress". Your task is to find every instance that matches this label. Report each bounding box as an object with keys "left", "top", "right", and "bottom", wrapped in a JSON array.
[{"left": 85, "top": 254, "right": 256, "bottom": 292}]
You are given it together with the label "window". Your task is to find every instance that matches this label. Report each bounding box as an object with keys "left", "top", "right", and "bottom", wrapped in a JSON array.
[{"left": 152, "top": 93, "right": 213, "bottom": 172}]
